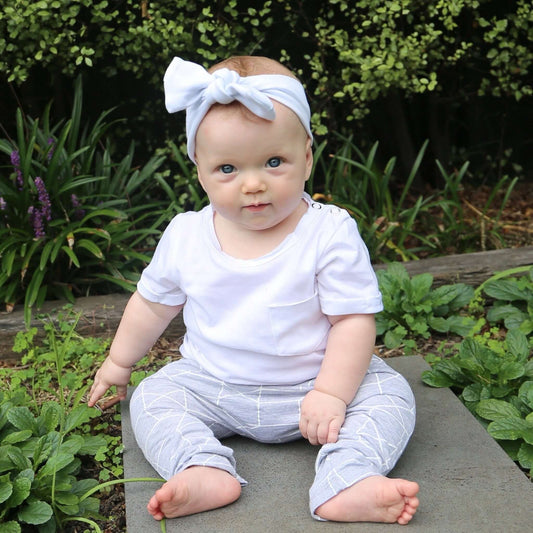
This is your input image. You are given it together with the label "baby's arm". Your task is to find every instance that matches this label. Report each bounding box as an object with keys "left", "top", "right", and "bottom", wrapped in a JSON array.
[
  {"left": 299, "top": 313, "right": 376, "bottom": 445},
  {"left": 88, "top": 291, "right": 183, "bottom": 407}
]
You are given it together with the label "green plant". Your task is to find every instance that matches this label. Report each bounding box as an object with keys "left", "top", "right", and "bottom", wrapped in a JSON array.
[
  {"left": 153, "top": 140, "right": 208, "bottom": 219},
  {"left": 375, "top": 263, "right": 477, "bottom": 352},
  {"left": 481, "top": 267, "right": 533, "bottom": 336},
  {"left": 0, "top": 309, "right": 176, "bottom": 531},
  {"left": 308, "top": 137, "right": 445, "bottom": 261},
  {"left": 0, "top": 311, "right": 109, "bottom": 531},
  {"left": 422, "top": 328, "right": 533, "bottom": 476},
  {"left": 0, "top": 77, "right": 166, "bottom": 324},
  {"left": 2, "top": 0, "right": 531, "bottom": 187},
  {"left": 434, "top": 161, "right": 519, "bottom": 253},
  {"left": 3, "top": 1, "right": 531, "bottom": 123},
  {"left": 0, "top": 390, "right": 106, "bottom": 531}
]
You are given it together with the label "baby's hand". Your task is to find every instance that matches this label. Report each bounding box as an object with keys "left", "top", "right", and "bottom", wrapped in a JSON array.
[
  {"left": 299, "top": 389, "right": 346, "bottom": 445},
  {"left": 88, "top": 356, "right": 132, "bottom": 408}
]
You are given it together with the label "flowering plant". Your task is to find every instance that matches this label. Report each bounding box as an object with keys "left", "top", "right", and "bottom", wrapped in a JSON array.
[{"left": 0, "top": 77, "right": 167, "bottom": 324}]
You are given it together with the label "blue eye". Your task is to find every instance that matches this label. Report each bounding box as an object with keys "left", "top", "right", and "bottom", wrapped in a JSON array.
[
  {"left": 267, "top": 157, "right": 281, "bottom": 168},
  {"left": 219, "top": 164, "right": 235, "bottom": 174}
]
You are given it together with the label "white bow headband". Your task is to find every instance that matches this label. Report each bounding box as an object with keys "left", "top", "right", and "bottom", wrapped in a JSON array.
[{"left": 163, "top": 57, "right": 313, "bottom": 163}]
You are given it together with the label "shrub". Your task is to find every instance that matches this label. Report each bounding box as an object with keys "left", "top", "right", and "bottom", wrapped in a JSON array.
[
  {"left": 1, "top": 1, "right": 531, "bottom": 177},
  {"left": 0, "top": 77, "right": 167, "bottom": 323},
  {"left": 375, "top": 263, "right": 476, "bottom": 352}
]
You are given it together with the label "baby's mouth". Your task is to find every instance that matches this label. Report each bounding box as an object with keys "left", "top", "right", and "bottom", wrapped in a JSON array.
[{"left": 244, "top": 203, "right": 269, "bottom": 212}]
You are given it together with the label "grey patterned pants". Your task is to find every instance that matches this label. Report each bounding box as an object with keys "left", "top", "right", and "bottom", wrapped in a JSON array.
[{"left": 130, "top": 355, "right": 416, "bottom": 518}]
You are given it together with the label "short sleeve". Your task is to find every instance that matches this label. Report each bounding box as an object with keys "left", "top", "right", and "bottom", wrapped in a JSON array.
[
  {"left": 136, "top": 216, "right": 187, "bottom": 306},
  {"left": 317, "top": 216, "right": 383, "bottom": 316}
]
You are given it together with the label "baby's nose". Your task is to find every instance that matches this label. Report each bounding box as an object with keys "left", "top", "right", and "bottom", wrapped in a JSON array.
[{"left": 241, "top": 172, "right": 266, "bottom": 194}]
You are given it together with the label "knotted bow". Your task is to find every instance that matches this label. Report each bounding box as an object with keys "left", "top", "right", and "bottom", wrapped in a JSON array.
[{"left": 163, "top": 57, "right": 312, "bottom": 162}]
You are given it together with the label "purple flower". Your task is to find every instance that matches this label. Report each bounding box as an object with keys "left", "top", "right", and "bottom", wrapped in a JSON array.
[
  {"left": 0, "top": 197, "right": 6, "bottom": 211},
  {"left": 47, "top": 137, "right": 55, "bottom": 162},
  {"left": 10, "top": 150, "right": 23, "bottom": 190},
  {"left": 28, "top": 205, "right": 45, "bottom": 239},
  {"left": 35, "top": 177, "right": 52, "bottom": 222},
  {"left": 10, "top": 150, "right": 20, "bottom": 167}
]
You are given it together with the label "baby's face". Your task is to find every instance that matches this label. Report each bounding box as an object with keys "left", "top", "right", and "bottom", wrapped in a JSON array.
[{"left": 195, "top": 101, "right": 313, "bottom": 234}]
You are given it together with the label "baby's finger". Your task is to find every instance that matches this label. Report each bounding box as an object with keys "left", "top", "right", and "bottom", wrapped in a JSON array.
[
  {"left": 87, "top": 383, "right": 107, "bottom": 407},
  {"left": 306, "top": 423, "right": 320, "bottom": 446},
  {"left": 317, "top": 420, "right": 331, "bottom": 445},
  {"left": 327, "top": 419, "right": 341, "bottom": 444},
  {"left": 299, "top": 417, "right": 309, "bottom": 439}
]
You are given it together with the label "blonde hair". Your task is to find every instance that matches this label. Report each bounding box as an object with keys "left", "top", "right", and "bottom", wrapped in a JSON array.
[{"left": 208, "top": 56, "right": 298, "bottom": 80}]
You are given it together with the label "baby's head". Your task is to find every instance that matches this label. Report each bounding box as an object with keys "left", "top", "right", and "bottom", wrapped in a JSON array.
[{"left": 163, "top": 56, "right": 313, "bottom": 163}]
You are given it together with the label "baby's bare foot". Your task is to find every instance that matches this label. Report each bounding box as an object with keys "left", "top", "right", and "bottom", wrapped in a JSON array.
[
  {"left": 147, "top": 466, "right": 241, "bottom": 520},
  {"left": 315, "top": 475, "right": 419, "bottom": 524}
]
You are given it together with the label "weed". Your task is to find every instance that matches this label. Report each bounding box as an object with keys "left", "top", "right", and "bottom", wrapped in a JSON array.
[{"left": 375, "top": 263, "right": 477, "bottom": 353}]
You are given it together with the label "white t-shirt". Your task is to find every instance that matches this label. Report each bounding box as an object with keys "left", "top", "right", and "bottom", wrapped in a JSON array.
[{"left": 137, "top": 194, "right": 383, "bottom": 385}]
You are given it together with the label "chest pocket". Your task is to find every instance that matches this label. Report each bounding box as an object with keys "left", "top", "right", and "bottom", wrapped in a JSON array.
[{"left": 268, "top": 292, "right": 330, "bottom": 356}]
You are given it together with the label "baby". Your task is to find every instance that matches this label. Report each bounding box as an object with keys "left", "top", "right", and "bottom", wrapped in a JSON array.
[{"left": 89, "top": 56, "right": 419, "bottom": 524}]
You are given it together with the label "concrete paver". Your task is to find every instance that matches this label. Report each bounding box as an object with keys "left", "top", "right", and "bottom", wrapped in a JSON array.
[{"left": 121, "top": 356, "right": 533, "bottom": 532}]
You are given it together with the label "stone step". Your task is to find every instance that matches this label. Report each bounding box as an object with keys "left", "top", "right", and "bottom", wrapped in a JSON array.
[{"left": 120, "top": 356, "right": 533, "bottom": 532}]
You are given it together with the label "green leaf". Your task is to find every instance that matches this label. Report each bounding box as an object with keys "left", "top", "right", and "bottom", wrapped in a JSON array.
[
  {"left": 7, "top": 407, "right": 37, "bottom": 433},
  {"left": 39, "top": 453, "right": 75, "bottom": 477},
  {"left": 461, "top": 383, "right": 491, "bottom": 403},
  {"left": 0, "top": 478, "right": 13, "bottom": 504},
  {"left": 76, "top": 238, "right": 104, "bottom": 259},
  {"left": 78, "top": 435, "right": 107, "bottom": 455},
  {"left": 17, "top": 499, "right": 53, "bottom": 525},
  {"left": 430, "top": 284, "right": 461, "bottom": 307},
  {"left": 0, "top": 521, "right": 21, "bottom": 533},
  {"left": 7, "top": 447, "right": 31, "bottom": 471},
  {"left": 517, "top": 443, "right": 533, "bottom": 470},
  {"left": 484, "top": 279, "right": 528, "bottom": 301},
  {"left": 1, "top": 429, "right": 33, "bottom": 445},
  {"left": 431, "top": 358, "right": 468, "bottom": 384},
  {"left": 33, "top": 432, "right": 60, "bottom": 468},
  {"left": 54, "top": 491, "right": 79, "bottom": 506},
  {"left": 61, "top": 245, "right": 80, "bottom": 267},
  {"left": 64, "top": 405, "right": 92, "bottom": 433},
  {"left": 506, "top": 329, "right": 529, "bottom": 360},
  {"left": 498, "top": 361, "right": 525, "bottom": 383},
  {"left": 445, "top": 315, "right": 476, "bottom": 336},
  {"left": 426, "top": 315, "right": 448, "bottom": 333},
  {"left": 486, "top": 303, "right": 522, "bottom": 323},
  {"left": 518, "top": 381, "right": 533, "bottom": 410},
  {"left": 59, "top": 435, "right": 84, "bottom": 456},
  {"left": 71, "top": 477, "right": 99, "bottom": 496},
  {"left": 6, "top": 476, "right": 31, "bottom": 508},
  {"left": 24, "top": 268, "right": 46, "bottom": 311},
  {"left": 476, "top": 399, "right": 521, "bottom": 421},
  {"left": 38, "top": 402, "right": 61, "bottom": 432},
  {"left": 421, "top": 369, "right": 454, "bottom": 388},
  {"left": 410, "top": 273, "right": 433, "bottom": 302},
  {"left": 487, "top": 417, "right": 533, "bottom": 443}
]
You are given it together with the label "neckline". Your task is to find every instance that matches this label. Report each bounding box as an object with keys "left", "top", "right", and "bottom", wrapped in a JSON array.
[{"left": 206, "top": 194, "right": 313, "bottom": 264}]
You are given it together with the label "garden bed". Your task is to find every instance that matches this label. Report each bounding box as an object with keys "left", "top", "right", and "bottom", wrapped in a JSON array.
[{"left": 0, "top": 181, "right": 531, "bottom": 531}]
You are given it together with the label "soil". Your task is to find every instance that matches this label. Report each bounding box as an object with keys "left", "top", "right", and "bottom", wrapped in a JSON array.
[{"left": 1, "top": 181, "right": 531, "bottom": 532}]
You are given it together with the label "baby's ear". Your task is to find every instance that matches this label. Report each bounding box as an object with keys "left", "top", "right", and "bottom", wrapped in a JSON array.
[
  {"left": 195, "top": 166, "right": 207, "bottom": 192},
  {"left": 304, "top": 138, "right": 313, "bottom": 181}
]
